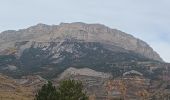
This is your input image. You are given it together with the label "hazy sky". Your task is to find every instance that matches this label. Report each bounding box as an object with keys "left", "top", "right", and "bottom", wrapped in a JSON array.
[{"left": 0, "top": 0, "right": 170, "bottom": 62}]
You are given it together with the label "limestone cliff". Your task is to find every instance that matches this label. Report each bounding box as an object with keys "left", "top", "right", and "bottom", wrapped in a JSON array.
[{"left": 0, "top": 22, "right": 163, "bottom": 62}]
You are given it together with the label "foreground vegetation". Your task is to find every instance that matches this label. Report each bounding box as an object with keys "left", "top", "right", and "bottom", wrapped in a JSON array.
[{"left": 35, "top": 79, "right": 88, "bottom": 100}]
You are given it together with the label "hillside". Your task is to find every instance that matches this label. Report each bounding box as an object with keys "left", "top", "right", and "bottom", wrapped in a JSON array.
[{"left": 0, "top": 74, "right": 33, "bottom": 100}]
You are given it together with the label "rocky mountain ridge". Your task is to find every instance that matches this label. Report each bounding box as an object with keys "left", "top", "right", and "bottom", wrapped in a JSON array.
[{"left": 0, "top": 22, "right": 163, "bottom": 62}]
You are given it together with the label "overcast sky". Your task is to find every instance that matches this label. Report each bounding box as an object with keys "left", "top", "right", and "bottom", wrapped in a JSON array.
[{"left": 0, "top": 0, "right": 170, "bottom": 62}]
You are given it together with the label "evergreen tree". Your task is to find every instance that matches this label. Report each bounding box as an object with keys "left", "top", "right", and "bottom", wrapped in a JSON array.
[
  {"left": 35, "top": 81, "right": 58, "bottom": 100},
  {"left": 58, "top": 79, "right": 88, "bottom": 100},
  {"left": 35, "top": 79, "right": 88, "bottom": 100}
]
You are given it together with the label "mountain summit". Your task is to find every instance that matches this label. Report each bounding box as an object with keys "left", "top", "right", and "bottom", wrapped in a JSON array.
[{"left": 0, "top": 22, "right": 163, "bottom": 62}]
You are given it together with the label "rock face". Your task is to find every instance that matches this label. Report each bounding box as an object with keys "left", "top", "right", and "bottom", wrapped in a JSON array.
[
  {"left": 0, "top": 22, "right": 163, "bottom": 62},
  {"left": 58, "top": 67, "right": 112, "bottom": 80}
]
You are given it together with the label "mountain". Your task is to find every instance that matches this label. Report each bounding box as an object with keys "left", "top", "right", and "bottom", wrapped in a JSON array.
[
  {"left": 0, "top": 22, "right": 162, "bottom": 61},
  {"left": 0, "top": 22, "right": 164, "bottom": 78}
]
